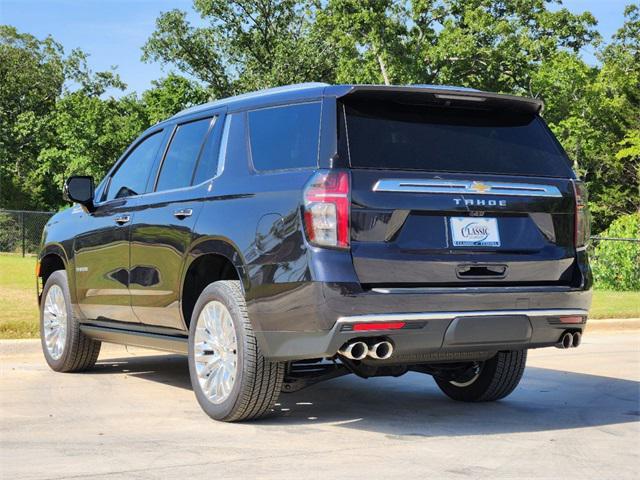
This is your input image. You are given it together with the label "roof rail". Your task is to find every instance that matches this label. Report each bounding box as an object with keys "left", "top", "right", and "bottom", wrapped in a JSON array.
[{"left": 172, "top": 82, "right": 330, "bottom": 118}]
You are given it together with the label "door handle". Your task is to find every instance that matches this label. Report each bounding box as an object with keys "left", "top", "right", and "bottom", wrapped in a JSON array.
[
  {"left": 173, "top": 208, "right": 193, "bottom": 219},
  {"left": 114, "top": 215, "right": 131, "bottom": 225}
]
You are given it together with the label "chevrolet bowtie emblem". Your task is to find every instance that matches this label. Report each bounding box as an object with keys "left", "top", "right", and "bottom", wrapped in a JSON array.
[{"left": 469, "top": 181, "right": 491, "bottom": 193}]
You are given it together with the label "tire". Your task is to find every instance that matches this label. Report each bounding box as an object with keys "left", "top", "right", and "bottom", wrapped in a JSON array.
[
  {"left": 40, "top": 270, "right": 101, "bottom": 372},
  {"left": 187, "top": 280, "right": 284, "bottom": 422},
  {"left": 434, "top": 350, "right": 527, "bottom": 402}
]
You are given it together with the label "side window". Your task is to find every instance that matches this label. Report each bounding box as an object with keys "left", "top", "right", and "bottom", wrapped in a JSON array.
[
  {"left": 248, "top": 102, "right": 321, "bottom": 171},
  {"left": 192, "top": 116, "right": 223, "bottom": 184},
  {"left": 105, "top": 131, "right": 164, "bottom": 201},
  {"left": 155, "top": 117, "right": 212, "bottom": 192}
]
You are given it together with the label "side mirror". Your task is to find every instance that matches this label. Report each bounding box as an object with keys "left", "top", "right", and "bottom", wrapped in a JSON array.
[{"left": 64, "top": 176, "right": 95, "bottom": 212}]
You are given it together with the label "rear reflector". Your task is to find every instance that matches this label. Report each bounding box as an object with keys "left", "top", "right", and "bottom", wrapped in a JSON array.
[
  {"left": 559, "top": 315, "right": 585, "bottom": 324},
  {"left": 352, "top": 322, "right": 406, "bottom": 332}
]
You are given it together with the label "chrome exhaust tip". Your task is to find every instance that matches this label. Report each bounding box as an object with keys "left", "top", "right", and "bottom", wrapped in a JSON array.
[
  {"left": 367, "top": 341, "right": 394, "bottom": 360},
  {"left": 572, "top": 331, "right": 582, "bottom": 348},
  {"left": 338, "top": 341, "right": 368, "bottom": 361},
  {"left": 556, "top": 331, "right": 574, "bottom": 349}
]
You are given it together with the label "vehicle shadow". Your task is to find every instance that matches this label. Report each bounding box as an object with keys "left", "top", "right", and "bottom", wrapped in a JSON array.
[{"left": 93, "top": 353, "right": 640, "bottom": 437}]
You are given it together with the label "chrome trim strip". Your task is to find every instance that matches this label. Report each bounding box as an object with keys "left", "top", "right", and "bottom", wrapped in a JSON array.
[
  {"left": 337, "top": 309, "right": 588, "bottom": 324},
  {"left": 372, "top": 179, "right": 562, "bottom": 198}
]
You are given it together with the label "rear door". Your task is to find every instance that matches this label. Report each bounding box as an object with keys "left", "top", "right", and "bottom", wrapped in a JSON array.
[
  {"left": 129, "top": 113, "right": 224, "bottom": 331},
  {"left": 340, "top": 95, "right": 579, "bottom": 287}
]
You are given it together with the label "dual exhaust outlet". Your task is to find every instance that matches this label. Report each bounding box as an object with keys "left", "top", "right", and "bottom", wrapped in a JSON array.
[
  {"left": 338, "top": 340, "right": 393, "bottom": 361},
  {"left": 556, "top": 331, "right": 582, "bottom": 349}
]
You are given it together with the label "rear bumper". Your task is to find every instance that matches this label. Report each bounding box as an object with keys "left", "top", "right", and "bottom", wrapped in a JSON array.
[{"left": 252, "top": 283, "right": 592, "bottom": 361}]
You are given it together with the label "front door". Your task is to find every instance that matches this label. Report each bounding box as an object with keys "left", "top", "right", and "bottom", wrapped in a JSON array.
[
  {"left": 74, "top": 129, "right": 167, "bottom": 325},
  {"left": 74, "top": 198, "right": 137, "bottom": 324}
]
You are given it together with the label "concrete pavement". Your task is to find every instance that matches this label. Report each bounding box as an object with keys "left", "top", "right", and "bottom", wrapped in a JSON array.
[{"left": 1, "top": 331, "right": 639, "bottom": 480}]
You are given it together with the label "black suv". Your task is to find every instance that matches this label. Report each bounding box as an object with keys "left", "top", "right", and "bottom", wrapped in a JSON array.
[{"left": 37, "top": 83, "right": 592, "bottom": 422}]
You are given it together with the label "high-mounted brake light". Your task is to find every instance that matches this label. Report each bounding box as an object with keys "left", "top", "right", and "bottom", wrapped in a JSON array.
[
  {"left": 303, "top": 170, "right": 350, "bottom": 249},
  {"left": 572, "top": 180, "right": 590, "bottom": 248}
]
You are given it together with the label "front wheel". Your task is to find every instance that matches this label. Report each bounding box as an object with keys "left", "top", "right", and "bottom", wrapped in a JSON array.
[
  {"left": 434, "top": 350, "right": 527, "bottom": 402},
  {"left": 187, "top": 280, "right": 284, "bottom": 422},
  {"left": 40, "top": 270, "right": 101, "bottom": 372}
]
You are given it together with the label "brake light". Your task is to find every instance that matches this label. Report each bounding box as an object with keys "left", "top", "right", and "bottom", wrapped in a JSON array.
[
  {"left": 572, "top": 180, "right": 591, "bottom": 248},
  {"left": 303, "top": 170, "right": 350, "bottom": 248}
]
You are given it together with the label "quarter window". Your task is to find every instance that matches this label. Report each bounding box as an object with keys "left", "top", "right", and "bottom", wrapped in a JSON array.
[
  {"left": 105, "top": 131, "right": 164, "bottom": 201},
  {"left": 156, "top": 117, "right": 212, "bottom": 192},
  {"left": 192, "top": 117, "right": 223, "bottom": 184},
  {"left": 248, "top": 103, "right": 321, "bottom": 171}
]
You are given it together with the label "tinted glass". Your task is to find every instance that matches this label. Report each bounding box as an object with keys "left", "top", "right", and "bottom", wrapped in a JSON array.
[
  {"left": 106, "top": 131, "right": 164, "bottom": 201},
  {"left": 156, "top": 117, "right": 212, "bottom": 191},
  {"left": 192, "top": 117, "right": 222, "bottom": 184},
  {"left": 249, "top": 103, "right": 320, "bottom": 170},
  {"left": 342, "top": 101, "right": 573, "bottom": 177}
]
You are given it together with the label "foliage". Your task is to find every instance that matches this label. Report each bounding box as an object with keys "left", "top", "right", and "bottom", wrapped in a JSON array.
[
  {"left": 592, "top": 213, "right": 640, "bottom": 291},
  {"left": 0, "top": 26, "right": 127, "bottom": 210},
  {"left": 142, "top": 74, "right": 211, "bottom": 125},
  {"left": 0, "top": 26, "right": 208, "bottom": 211},
  {"left": 0, "top": 212, "right": 19, "bottom": 252},
  {"left": 537, "top": 5, "right": 640, "bottom": 231},
  {"left": 142, "top": 1, "right": 336, "bottom": 98},
  {"left": 316, "top": 0, "right": 599, "bottom": 92}
]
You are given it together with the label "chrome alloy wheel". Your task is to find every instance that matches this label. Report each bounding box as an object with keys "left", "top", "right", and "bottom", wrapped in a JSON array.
[
  {"left": 43, "top": 285, "right": 68, "bottom": 360},
  {"left": 193, "top": 301, "right": 238, "bottom": 404}
]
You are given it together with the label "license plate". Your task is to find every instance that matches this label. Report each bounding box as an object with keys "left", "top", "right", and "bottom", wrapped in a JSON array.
[{"left": 450, "top": 217, "right": 501, "bottom": 247}]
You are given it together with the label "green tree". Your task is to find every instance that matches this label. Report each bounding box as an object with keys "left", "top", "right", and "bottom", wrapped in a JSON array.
[
  {"left": 316, "top": 0, "right": 599, "bottom": 92},
  {"left": 0, "top": 26, "right": 66, "bottom": 209},
  {"left": 142, "top": 0, "right": 335, "bottom": 98},
  {"left": 142, "top": 74, "right": 210, "bottom": 125},
  {"left": 36, "top": 93, "right": 149, "bottom": 207},
  {"left": 0, "top": 26, "right": 125, "bottom": 210},
  {"left": 530, "top": 5, "right": 639, "bottom": 231},
  {"left": 591, "top": 213, "right": 640, "bottom": 291}
]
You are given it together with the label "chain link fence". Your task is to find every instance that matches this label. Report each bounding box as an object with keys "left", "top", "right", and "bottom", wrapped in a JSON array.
[{"left": 0, "top": 209, "right": 55, "bottom": 256}]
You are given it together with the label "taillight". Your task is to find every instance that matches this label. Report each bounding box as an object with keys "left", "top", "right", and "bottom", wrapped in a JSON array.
[
  {"left": 572, "top": 180, "right": 591, "bottom": 248},
  {"left": 303, "top": 170, "right": 350, "bottom": 249}
]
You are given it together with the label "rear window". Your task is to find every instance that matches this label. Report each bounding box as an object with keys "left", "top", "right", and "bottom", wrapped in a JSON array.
[
  {"left": 248, "top": 102, "right": 321, "bottom": 171},
  {"left": 340, "top": 101, "right": 573, "bottom": 177}
]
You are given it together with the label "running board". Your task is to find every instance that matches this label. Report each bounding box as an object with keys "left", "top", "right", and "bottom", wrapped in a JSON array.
[{"left": 80, "top": 325, "right": 188, "bottom": 354}]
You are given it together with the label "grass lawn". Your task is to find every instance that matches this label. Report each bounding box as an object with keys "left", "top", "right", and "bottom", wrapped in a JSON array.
[
  {"left": 590, "top": 290, "right": 640, "bottom": 319},
  {"left": 0, "top": 254, "right": 638, "bottom": 339},
  {"left": 0, "top": 254, "right": 38, "bottom": 339}
]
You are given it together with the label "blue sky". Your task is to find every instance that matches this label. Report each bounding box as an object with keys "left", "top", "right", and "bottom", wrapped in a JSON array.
[{"left": 0, "top": 0, "right": 633, "bottom": 96}]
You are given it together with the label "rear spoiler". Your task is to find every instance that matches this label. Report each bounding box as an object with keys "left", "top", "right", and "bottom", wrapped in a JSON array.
[{"left": 335, "top": 85, "right": 544, "bottom": 115}]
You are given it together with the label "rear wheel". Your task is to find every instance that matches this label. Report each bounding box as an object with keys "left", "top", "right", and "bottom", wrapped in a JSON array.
[
  {"left": 40, "top": 270, "right": 101, "bottom": 372},
  {"left": 188, "top": 280, "right": 284, "bottom": 422},
  {"left": 434, "top": 350, "right": 527, "bottom": 402}
]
